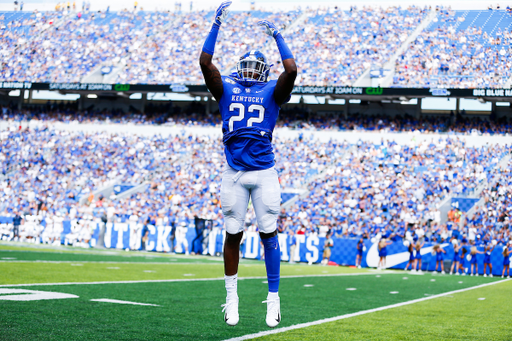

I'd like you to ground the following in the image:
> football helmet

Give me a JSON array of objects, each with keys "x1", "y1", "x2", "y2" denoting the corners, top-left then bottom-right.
[{"x1": 236, "y1": 50, "x2": 271, "y2": 85}]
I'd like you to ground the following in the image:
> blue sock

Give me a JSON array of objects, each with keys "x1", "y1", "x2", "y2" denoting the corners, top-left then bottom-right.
[{"x1": 261, "y1": 235, "x2": 280, "y2": 293}]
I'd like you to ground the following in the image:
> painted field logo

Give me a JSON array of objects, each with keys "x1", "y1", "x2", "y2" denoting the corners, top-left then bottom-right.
[
  {"x1": 365, "y1": 87, "x2": 383, "y2": 95},
  {"x1": 114, "y1": 84, "x2": 130, "y2": 91},
  {"x1": 0, "y1": 288, "x2": 78, "y2": 301}
]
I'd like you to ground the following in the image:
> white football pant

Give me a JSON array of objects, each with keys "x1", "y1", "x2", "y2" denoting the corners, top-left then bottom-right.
[{"x1": 221, "y1": 164, "x2": 281, "y2": 235}]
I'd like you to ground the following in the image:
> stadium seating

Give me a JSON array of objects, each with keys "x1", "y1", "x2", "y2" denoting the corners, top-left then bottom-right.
[
  {"x1": 393, "y1": 8, "x2": 512, "y2": 88},
  {"x1": 114, "y1": 9, "x2": 301, "y2": 84},
  {"x1": 269, "y1": 6, "x2": 428, "y2": 86},
  {"x1": 2, "y1": 105, "x2": 512, "y2": 135},
  {"x1": 1, "y1": 120, "x2": 510, "y2": 247},
  {"x1": 288, "y1": 139, "x2": 510, "y2": 241},
  {"x1": 464, "y1": 159, "x2": 512, "y2": 245},
  {"x1": 1, "y1": 10, "x2": 174, "y2": 82},
  {"x1": 2, "y1": 7, "x2": 512, "y2": 88},
  {"x1": 1, "y1": 5, "x2": 512, "y2": 255}
]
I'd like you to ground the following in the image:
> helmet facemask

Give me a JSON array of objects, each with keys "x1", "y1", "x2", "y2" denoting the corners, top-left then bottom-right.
[{"x1": 236, "y1": 55, "x2": 270, "y2": 84}]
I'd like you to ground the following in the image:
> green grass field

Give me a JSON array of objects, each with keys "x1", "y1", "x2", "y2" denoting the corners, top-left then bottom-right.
[{"x1": 0, "y1": 242, "x2": 510, "y2": 340}]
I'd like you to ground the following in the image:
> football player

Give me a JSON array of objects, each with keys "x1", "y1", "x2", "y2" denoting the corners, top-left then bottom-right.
[{"x1": 199, "y1": 1, "x2": 297, "y2": 328}]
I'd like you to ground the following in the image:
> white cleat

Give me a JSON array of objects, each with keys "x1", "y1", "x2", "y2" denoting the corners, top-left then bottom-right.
[
  {"x1": 490, "y1": 274, "x2": 493, "y2": 278},
  {"x1": 221, "y1": 297, "x2": 239, "y2": 326},
  {"x1": 262, "y1": 297, "x2": 281, "y2": 328},
  {"x1": 484, "y1": 274, "x2": 487, "y2": 277}
]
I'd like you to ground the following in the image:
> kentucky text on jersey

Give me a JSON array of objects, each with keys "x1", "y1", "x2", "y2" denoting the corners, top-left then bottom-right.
[{"x1": 231, "y1": 95, "x2": 265, "y2": 103}]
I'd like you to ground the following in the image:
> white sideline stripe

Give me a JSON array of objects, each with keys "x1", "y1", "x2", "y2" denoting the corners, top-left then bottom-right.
[
  {"x1": 90, "y1": 298, "x2": 160, "y2": 306},
  {"x1": 0, "y1": 271, "x2": 393, "y2": 288},
  {"x1": 223, "y1": 279, "x2": 511, "y2": 341}
]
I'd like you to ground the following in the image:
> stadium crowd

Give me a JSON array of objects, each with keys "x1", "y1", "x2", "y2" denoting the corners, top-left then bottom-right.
[
  {"x1": 2, "y1": 7, "x2": 512, "y2": 88},
  {"x1": 2, "y1": 104, "x2": 512, "y2": 135},
  {"x1": 280, "y1": 139, "x2": 510, "y2": 242},
  {"x1": 0, "y1": 127, "x2": 195, "y2": 217},
  {"x1": 266, "y1": 6, "x2": 428, "y2": 86},
  {"x1": 463, "y1": 159, "x2": 512, "y2": 246},
  {"x1": 1, "y1": 120, "x2": 510, "y2": 253},
  {"x1": 1, "y1": 10, "x2": 175, "y2": 82},
  {"x1": 115, "y1": 9, "x2": 300, "y2": 84},
  {"x1": 393, "y1": 8, "x2": 512, "y2": 88},
  {"x1": 283, "y1": 110, "x2": 512, "y2": 135}
]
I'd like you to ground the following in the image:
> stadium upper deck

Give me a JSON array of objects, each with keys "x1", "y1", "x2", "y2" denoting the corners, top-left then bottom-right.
[
  {"x1": 393, "y1": 8, "x2": 512, "y2": 88},
  {"x1": 1, "y1": 6, "x2": 511, "y2": 88}
]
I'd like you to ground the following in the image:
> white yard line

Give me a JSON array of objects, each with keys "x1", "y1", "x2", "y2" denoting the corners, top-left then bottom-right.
[
  {"x1": 90, "y1": 298, "x2": 160, "y2": 306},
  {"x1": 0, "y1": 271, "x2": 391, "y2": 288},
  {"x1": 223, "y1": 279, "x2": 512, "y2": 341}
]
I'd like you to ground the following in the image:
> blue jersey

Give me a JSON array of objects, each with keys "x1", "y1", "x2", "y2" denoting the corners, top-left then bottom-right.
[
  {"x1": 219, "y1": 76, "x2": 284, "y2": 171},
  {"x1": 484, "y1": 251, "x2": 491, "y2": 263},
  {"x1": 357, "y1": 242, "x2": 363, "y2": 255},
  {"x1": 436, "y1": 252, "x2": 444, "y2": 261}
]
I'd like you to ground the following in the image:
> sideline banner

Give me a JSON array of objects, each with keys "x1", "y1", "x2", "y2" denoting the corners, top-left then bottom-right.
[
  {"x1": 103, "y1": 223, "x2": 197, "y2": 253},
  {"x1": 242, "y1": 233, "x2": 508, "y2": 276},
  {"x1": 4, "y1": 216, "x2": 506, "y2": 276},
  {"x1": 101, "y1": 226, "x2": 509, "y2": 276}
]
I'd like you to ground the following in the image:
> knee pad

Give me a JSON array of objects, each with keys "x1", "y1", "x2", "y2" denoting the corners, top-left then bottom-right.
[
  {"x1": 258, "y1": 192, "x2": 280, "y2": 235},
  {"x1": 224, "y1": 215, "x2": 244, "y2": 235},
  {"x1": 257, "y1": 213, "x2": 278, "y2": 234}
]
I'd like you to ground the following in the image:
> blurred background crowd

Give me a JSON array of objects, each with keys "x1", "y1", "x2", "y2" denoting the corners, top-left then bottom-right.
[{"x1": 2, "y1": 5, "x2": 512, "y2": 87}]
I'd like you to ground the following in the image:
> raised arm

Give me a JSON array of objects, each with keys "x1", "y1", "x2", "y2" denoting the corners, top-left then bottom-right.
[
  {"x1": 199, "y1": 1, "x2": 231, "y2": 102},
  {"x1": 258, "y1": 20, "x2": 297, "y2": 106},
  {"x1": 200, "y1": 52, "x2": 223, "y2": 102}
]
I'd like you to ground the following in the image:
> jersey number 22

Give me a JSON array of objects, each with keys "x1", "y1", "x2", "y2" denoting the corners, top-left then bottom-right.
[{"x1": 228, "y1": 103, "x2": 265, "y2": 132}]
